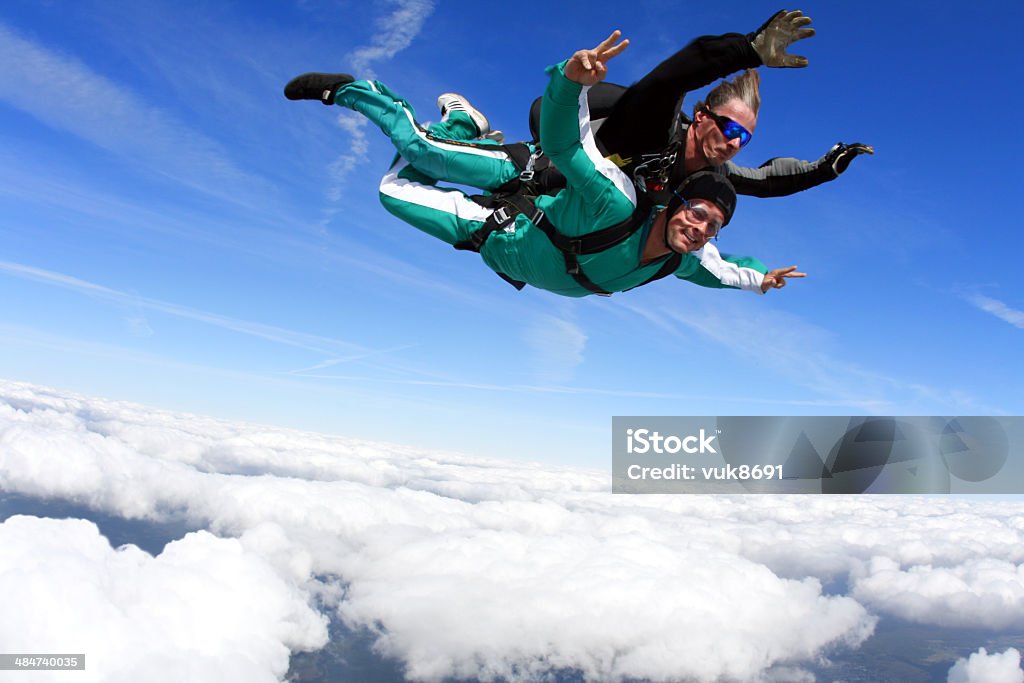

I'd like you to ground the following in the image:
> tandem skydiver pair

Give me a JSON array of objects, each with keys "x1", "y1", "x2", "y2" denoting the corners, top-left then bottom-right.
[{"x1": 284, "y1": 10, "x2": 871, "y2": 298}]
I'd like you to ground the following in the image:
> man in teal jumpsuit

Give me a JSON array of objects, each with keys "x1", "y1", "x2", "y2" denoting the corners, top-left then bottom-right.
[{"x1": 285, "y1": 33, "x2": 804, "y2": 298}]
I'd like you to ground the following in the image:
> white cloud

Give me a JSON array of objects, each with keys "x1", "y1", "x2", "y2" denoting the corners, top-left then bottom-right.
[
  {"x1": 853, "y1": 556, "x2": 1024, "y2": 630},
  {"x1": 326, "y1": 110, "x2": 372, "y2": 201},
  {"x1": 968, "y1": 295, "x2": 1024, "y2": 329},
  {"x1": 948, "y1": 647, "x2": 1023, "y2": 683},
  {"x1": 2, "y1": 380, "x2": 1024, "y2": 681},
  {"x1": 349, "y1": 0, "x2": 437, "y2": 78},
  {"x1": 0, "y1": 516, "x2": 327, "y2": 683}
]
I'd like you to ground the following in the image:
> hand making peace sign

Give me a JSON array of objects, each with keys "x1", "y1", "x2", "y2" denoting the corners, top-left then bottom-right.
[
  {"x1": 760, "y1": 266, "x2": 807, "y2": 293},
  {"x1": 564, "y1": 31, "x2": 630, "y2": 86}
]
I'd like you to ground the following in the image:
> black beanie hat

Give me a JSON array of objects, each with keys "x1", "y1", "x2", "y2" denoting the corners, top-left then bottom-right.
[{"x1": 666, "y1": 171, "x2": 737, "y2": 227}]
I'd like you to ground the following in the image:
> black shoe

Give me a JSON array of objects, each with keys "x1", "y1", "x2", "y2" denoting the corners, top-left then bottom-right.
[{"x1": 284, "y1": 72, "x2": 355, "y2": 105}]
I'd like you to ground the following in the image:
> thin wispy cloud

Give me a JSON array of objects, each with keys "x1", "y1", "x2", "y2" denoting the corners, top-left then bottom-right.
[
  {"x1": 968, "y1": 294, "x2": 1024, "y2": 329},
  {"x1": 613, "y1": 293, "x2": 989, "y2": 414},
  {"x1": 0, "y1": 22, "x2": 271, "y2": 204},
  {"x1": 0, "y1": 150, "x2": 303, "y2": 252},
  {"x1": 0, "y1": 323, "x2": 438, "y2": 412},
  {"x1": 288, "y1": 369, "x2": 864, "y2": 405},
  {"x1": 288, "y1": 347, "x2": 419, "y2": 374},
  {"x1": 325, "y1": 0, "x2": 436, "y2": 194},
  {"x1": 124, "y1": 315, "x2": 155, "y2": 338},
  {"x1": 0, "y1": 153, "x2": 514, "y2": 317},
  {"x1": 0, "y1": 261, "x2": 370, "y2": 358},
  {"x1": 523, "y1": 314, "x2": 588, "y2": 384},
  {"x1": 326, "y1": 110, "x2": 373, "y2": 201},
  {"x1": 349, "y1": 0, "x2": 437, "y2": 78},
  {"x1": 0, "y1": 262, "x2": 507, "y2": 398}
]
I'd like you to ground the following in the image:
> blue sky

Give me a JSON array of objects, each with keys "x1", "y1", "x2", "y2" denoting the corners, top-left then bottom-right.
[{"x1": 1, "y1": 0, "x2": 1022, "y2": 465}]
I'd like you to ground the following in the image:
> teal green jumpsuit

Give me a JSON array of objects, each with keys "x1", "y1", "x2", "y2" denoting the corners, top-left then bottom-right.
[{"x1": 334, "y1": 63, "x2": 769, "y2": 298}]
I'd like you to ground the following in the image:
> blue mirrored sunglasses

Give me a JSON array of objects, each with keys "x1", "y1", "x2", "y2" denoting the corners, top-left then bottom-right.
[{"x1": 700, "y1": 106, "x2": 752, "y2": 147}]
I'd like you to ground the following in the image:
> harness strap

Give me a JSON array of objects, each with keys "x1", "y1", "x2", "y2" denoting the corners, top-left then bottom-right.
[
  {"x1": 496, "y1": 272, "x2": 527, "y2": 290},
  {"x1": 531, "y1": 213, "x2": 615, "y2": 296},
  {"x1": 518, "y1": 149, "x2": 544, "y2": 182},
  {"x1": 453, "y1": 194, "x2": 540, "y2": 253},
  {"x1": 532, "y1": 199, "x2": 658, "y2": 296},
  {"x1": 530, "y1": 194, "x2": 653, "y2": 256},
  {"x1": 492, "y1": 145, "x2": 551, "y2": 196},
  {"x1": 558, "y1": 248, "x2": 612, "y2": 296}
]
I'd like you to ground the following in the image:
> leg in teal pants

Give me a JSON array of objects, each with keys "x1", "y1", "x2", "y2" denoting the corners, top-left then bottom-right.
[
  {"x1": 334, "y1": 80, "x2": 524, "y2": 190},
  {"x1": 333, "y1": 80, "x2": 525, "y2": 246}
]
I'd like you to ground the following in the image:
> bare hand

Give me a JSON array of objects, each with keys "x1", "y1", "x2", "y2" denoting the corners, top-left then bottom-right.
[
  {"x1": 565, "y1": 31, "x2": 630, "y2": 86},
  {"x1": 761, "y1": 265, "x2": 806, "y2": 293}
]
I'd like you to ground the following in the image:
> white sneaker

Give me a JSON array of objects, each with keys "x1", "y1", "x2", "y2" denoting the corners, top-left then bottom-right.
[{"x1": 437, "y1": 93, "x2": 502, "y2": 143}]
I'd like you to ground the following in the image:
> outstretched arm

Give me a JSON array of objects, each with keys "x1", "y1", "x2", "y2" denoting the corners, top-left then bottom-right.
[
  {"x1": 674, "y1": 249, "x2": 805, "y2": 295},
  {"x1": 539, "y1": 32, "x2": 633, "y2": 205},
  {"x1": 723, "y1": 142, "x2": 875, "y2": 198},
  {"x1": 596, "y1": 9, "x2": 816, "y2": 159},
  {"x1": 675, "y1": 246, "x2": 768, "y2": 293}
]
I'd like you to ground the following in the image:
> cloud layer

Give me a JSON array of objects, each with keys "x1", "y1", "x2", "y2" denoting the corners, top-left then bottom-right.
[{"x1": 2, "y1": 379, "x2": 1023, "y2": 681}]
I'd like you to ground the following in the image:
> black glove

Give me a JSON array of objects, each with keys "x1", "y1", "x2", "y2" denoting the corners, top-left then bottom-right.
[
  {"x1": 749, "y1": 9, "x2": 815, "y2": 68},
  {"x1": 826, "y1": 142, "x2": 874, "y2": 175}
]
